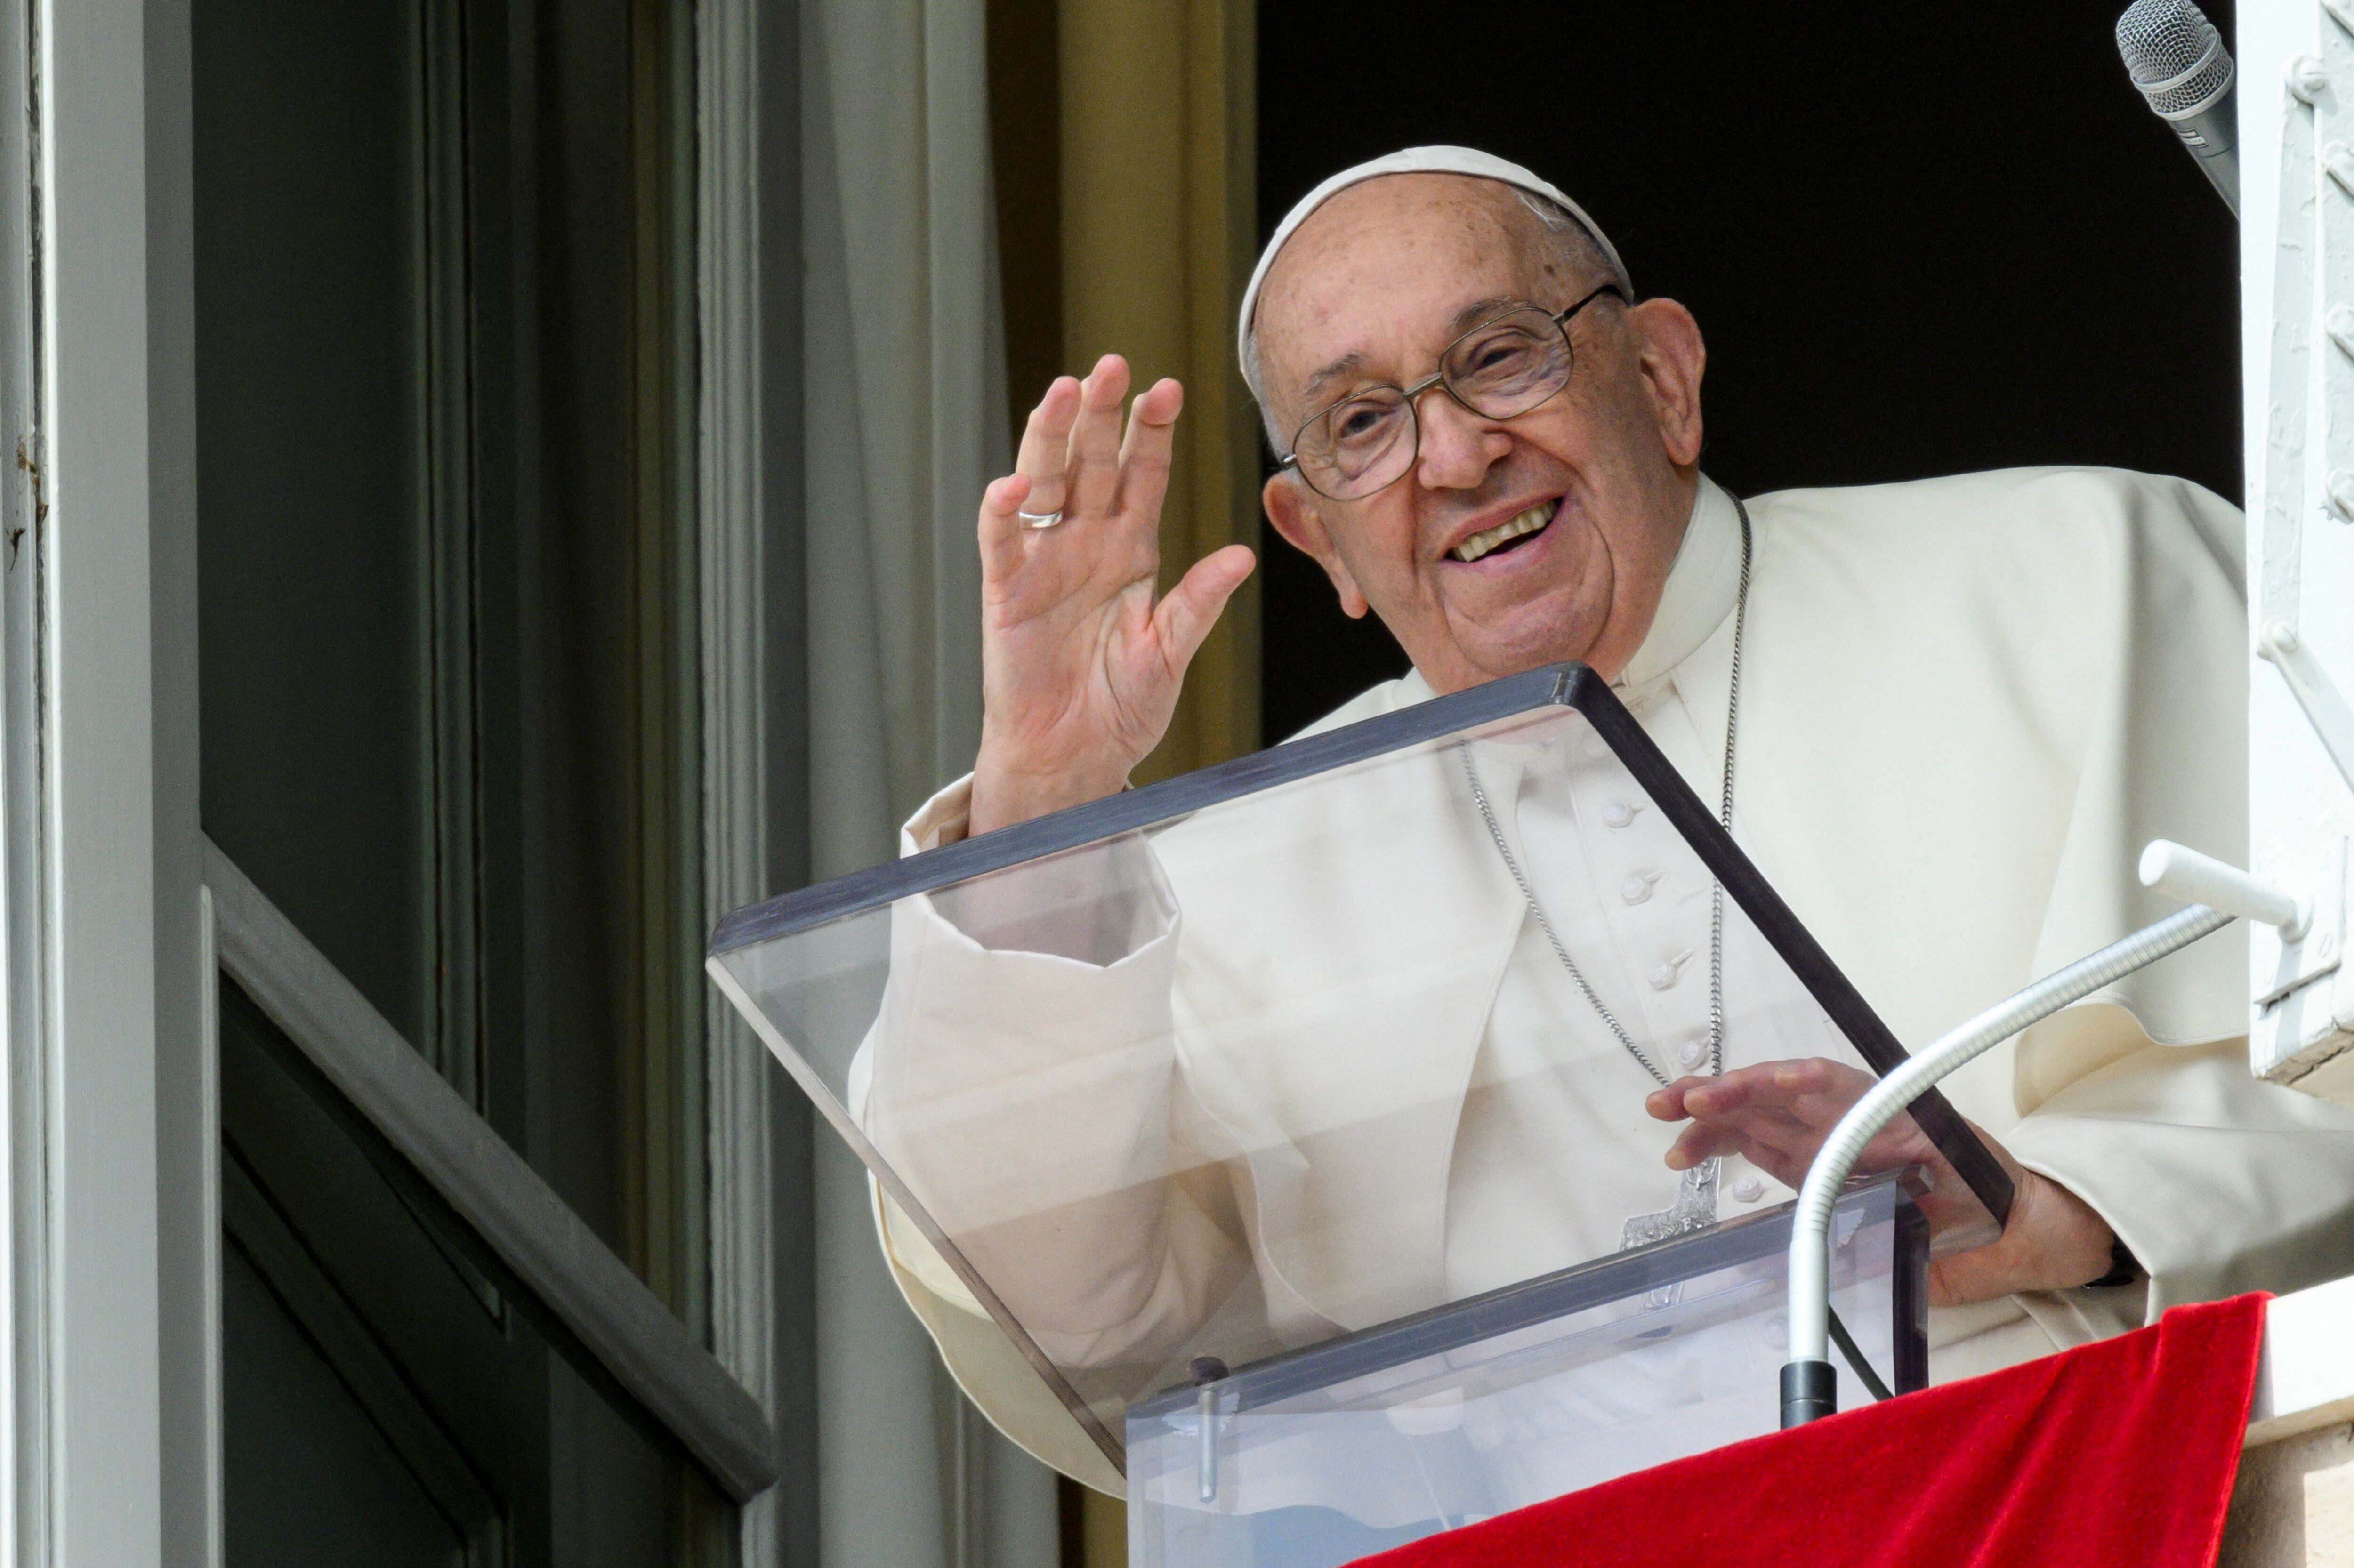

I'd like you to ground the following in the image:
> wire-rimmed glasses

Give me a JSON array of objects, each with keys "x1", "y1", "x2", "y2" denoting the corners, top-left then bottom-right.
[{"x1": 1280, "y1": 283, "x2": 1625, "y2": 501}]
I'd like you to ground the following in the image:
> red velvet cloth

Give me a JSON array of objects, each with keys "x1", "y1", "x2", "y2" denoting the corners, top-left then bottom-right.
[{"x1": 1353, "y1": 1293, "x2": 2267, "y2": 1568}]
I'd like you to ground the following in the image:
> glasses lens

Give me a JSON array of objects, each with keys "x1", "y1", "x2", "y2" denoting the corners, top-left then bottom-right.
[
  {"x1": 1296, "y1": 388, "x2": 1417, "y2": 500},
  {"x1": 1442, "y1": 309, "x2": 1572, "y2": 419}
]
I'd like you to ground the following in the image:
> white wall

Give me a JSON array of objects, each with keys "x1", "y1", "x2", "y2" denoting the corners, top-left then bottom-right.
[{"x1": 2238, "y1": 0, "x2": 2354, "y2": 1091}]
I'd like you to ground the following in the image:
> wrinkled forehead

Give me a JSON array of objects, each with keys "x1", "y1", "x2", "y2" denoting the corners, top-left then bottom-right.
[
  {"x1": 1252, "y1": 177, "x2": 1572, "y2": 403},
  {"x1": 1237, "y1": 148, "x2": 1630, "y2": 367}
]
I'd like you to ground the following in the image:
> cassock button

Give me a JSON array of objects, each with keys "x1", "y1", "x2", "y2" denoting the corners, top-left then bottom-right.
[
  {"x1": 1602, "y1": 800, "x2": 1637, "y2": 828},
  {"x1": 1732, "y1": 1175, "x2": 1765, "y2": 1203},
  {"x1": 1676, "y1": 1038, "x2": 1706, "y2": 1069},
  {"x1": 1648, "y1": 962, "x2": 1678, "y2": 991}
]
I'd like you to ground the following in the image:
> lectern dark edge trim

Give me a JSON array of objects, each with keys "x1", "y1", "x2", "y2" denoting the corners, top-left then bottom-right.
[
  {"x1": 1126, "y1": 1169, "x2": 1929, "y2": 1424},
  {"x1": 710, "y1": 663, "x2": 1597, "y2": 949},
  {"x1": 707, "y1": 662, "x2": 2017, "y2": 1476},
  {"x1": 1574, "y1": 676, "x2": 2018, "y2": 1227}
]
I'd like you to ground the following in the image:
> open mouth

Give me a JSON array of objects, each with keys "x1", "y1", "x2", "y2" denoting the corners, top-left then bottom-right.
[{"x1": 1448, "y1": 499, "x2": 1558, "y2": 563}]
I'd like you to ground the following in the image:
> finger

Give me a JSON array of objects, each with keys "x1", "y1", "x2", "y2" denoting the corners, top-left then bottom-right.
[
  {"x1": 1680, "y1": 1059, "x2": 1854, "y2": 1122},
  {"x1": 1150, "y1": 545, "x2": 1256, "y2": 675},
  {"x1": 1016, "y1": 377, "x2": 1083, "y2": 515},
  {"x1": 1681, "y1": 1105, "x2": 1823, "y2": 1161},
  {"x1": 1664, "y1": 1121, "x2": 1753, "y2": 1170},
  {"x1": 1115, "y1": 378, "x2": 1185, "y2": 521},
  {"x1": 978, "y1": 474, "x2": 1036, "y2": 582},
  {"x1": 1645, "y1": 1076, "x2": 1714, "y2": 1121},
  {"x1": 1670, "y1": 1084, "x2": 1827, "y2": 1148},
  {"x1": 1727, "y1": 1146, "x2": 1815, "y2": 1190},
  {"x1": 1727, "y1": 1113, "x2": 1839, "y2": 1162},
  {"x1": 1676, "y1": 1074, "x2": 1776, "y2": 1121},
  {"x1": 1668, "y1": 1114, "x2": 1827, "y2": 1182},
  {"x1": 1855, "y1": 1114, "x2": 1938, "y2": 1171},
  {"x1": 1067, "y1": 355, "x2": 1132, "y2": 519}
]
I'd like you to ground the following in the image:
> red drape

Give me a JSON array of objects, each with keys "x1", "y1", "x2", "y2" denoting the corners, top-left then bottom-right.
[{"x1": 1352, "y1": 1293, "x2": 2267, "y2": 1568}]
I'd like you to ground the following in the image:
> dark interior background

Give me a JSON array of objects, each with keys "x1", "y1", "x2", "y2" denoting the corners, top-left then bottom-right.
[{"x1": 1256, "y1": 0, "x2": 2244, "y2": 741}]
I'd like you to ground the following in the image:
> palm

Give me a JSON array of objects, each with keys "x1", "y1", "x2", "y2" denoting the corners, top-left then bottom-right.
[
  {"x1": 968, "y1": 357, "x2": 1254, "y2": 834},
  {"x1": 984, "y1": 496, "x2": 1177, "y2": 765}
]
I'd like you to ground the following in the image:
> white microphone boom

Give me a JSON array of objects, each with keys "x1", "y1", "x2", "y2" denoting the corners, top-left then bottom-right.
[
  {"x1": 2139, "y1": 838, "x2": 2311, "y2": 939},
  {"x1": 2116, "y1": 0, "x2": 2241, "y2": 214},
  {"x1": 1781, "y1": 844, "x2": 2310, "y2": 1426},
  {"x1": 1781, "y1": 901, "x2": 2235, "y2": 1427}
]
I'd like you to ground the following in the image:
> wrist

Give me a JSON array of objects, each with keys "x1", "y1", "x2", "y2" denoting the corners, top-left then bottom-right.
[
  {"x1": 2010, "y1": 1168, "x2": 2119, "y2": 1290},
  {"x1": 968, "y1": 754, "x2": 1131, "y2": 836},
  {"x1": 2081, "y1": 1235, "x2": 2144, "y2": 1289},
  {"x1": 1926, "y1": 1167, "x2": 2119, "y2": 1305},
  {"x1": 1997, "y1": 1173, "x2": 2116, "y2": 1285}
]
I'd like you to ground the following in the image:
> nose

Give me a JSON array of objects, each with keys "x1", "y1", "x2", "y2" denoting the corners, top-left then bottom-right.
[{"x1": 1413, "y1": 390, "x2": 1511, "y2": 491}]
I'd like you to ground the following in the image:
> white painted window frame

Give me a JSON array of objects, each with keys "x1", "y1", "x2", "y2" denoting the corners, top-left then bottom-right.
[
  {"x1": 2, "y1": 0, "x2": 210, "y2": 1564},
  {"x1": 202, "y1": 841, "x2": 780, "y2": 1503},
  {"x1": 2243, "y1": 0, "x2": 2354, "y2": 1098},
  {"x1": 0, "y1": 0, "x2": 790, "y2": 1558}
]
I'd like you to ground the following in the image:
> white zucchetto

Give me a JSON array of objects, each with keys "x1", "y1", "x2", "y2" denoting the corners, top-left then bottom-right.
[{"x1": 1236, "y1": 145, "x2": 1633, "y2": 370}]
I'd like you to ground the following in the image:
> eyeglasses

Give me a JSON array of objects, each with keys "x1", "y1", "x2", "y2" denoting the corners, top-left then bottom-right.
[{"x1": 1280, "y1": 283, "x2": 1625, "y2": 501}]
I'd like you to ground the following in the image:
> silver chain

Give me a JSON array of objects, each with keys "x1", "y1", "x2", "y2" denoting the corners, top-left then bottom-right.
[{"x1": 1459, "y1": 496, "x2": 1754, "y2": 1089}]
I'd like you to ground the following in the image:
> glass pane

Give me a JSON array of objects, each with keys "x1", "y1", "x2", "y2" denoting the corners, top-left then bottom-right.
[
  {"x1": 711, "y1": 668, "x2": 1999, "y2": 1460},
  {"x1": 223, "y1": 1244, "x2": 474, "y2": 1568},
  {"x1": 195, "y1": 0, "x2": 440, "y2": 1052},
  {"x1": 218, "y1": 973, "x2": 733, "y2": 1564},
  {"x1": 194, "y1": 0, "x2": 709, "y2": 1293}
]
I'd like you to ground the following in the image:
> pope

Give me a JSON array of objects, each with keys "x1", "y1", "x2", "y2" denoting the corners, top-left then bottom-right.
[{"x1": 860, "y1": 146, "x2": 2354, "y2": 1491}]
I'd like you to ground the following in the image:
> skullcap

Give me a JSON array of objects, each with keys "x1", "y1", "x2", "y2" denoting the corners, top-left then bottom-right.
[{"x1": 1238, "y1": 145, "x2": 1632, "y2": 371}]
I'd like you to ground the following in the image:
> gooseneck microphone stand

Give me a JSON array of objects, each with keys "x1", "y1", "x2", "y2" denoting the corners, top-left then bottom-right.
[{"x1": 1780, "y1": 841, "x2": 2310, "y2": 1429}]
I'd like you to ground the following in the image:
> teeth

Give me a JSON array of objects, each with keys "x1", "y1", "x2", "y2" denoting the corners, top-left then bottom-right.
[{"x1": 1451, "y1": 500, "x2": 1558, "y2": 563}]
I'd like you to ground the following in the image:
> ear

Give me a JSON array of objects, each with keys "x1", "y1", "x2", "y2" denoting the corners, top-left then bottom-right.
[
  {"x1": 1626, "y1": 298, "x2": 1706, "y2": 470},
  {"x1": 1263, "y1": 472, "x2": 1371, "y2": 619}
]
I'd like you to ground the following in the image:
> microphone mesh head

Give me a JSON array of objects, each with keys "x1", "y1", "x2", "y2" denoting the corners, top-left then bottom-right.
[{"x1": 2116, "y1": 0, "x2": 2234, "y2": 116}]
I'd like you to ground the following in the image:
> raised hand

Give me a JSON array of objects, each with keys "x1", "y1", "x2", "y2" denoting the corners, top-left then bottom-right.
[{"x1": 967, "y1": 355, "x2": 1256, "y2": 836}]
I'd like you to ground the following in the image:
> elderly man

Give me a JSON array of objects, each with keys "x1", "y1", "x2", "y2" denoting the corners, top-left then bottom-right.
[{"x1": 861, "y1": 147, "x2": 2354, "y2": 1492}]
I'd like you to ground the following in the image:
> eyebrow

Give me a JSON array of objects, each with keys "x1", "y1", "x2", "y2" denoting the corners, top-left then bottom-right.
[
  {"x1": 1299, "y1": 351, "x2": 1370, "y2": 406},
  {"x1": 1295, "y1": 295, "x2": 1532, "y2": 406},
  {"x1": 1444, "y1": 294, "x2": 1524, "y2": 337}
]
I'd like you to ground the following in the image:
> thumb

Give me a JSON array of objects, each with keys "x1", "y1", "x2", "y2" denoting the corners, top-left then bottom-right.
[{"x1": 1152, "y1": 545, "x2": 1256, "y2": 675}]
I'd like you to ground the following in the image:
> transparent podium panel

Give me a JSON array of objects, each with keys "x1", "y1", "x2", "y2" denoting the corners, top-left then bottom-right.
[
  {"x1": 1124, "y1": 1174, "x2": 1925, "y2": 1568},
  {"x1": 708, "y1": 664, "x2": 2009, "y2": 1478}
]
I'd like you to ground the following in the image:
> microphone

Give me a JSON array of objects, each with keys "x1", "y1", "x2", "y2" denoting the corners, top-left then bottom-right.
[{"x1": 2115, "y1": 0, "x2": 2240, "y2": 215}]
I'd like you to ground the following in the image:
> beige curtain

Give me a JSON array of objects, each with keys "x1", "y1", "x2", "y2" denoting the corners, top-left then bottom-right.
[
  {"x1": 791, "y1": 0, "x2": 1259, "y2": 1559},
  {"x1": 799, "y1": 0, "x2": 1060, "y2": 1561},
  {"x1": 980, "y1": 4, "x2": 1259, "y2": 1556},
  {"x1": 1059, "y1": 0, "x2": 1259, "y2": 783}
]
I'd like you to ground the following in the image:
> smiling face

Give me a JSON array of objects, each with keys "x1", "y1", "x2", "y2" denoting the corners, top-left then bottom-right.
[{"x1": 1255, "y1": 174, "x2": 1708, "y2": 694}]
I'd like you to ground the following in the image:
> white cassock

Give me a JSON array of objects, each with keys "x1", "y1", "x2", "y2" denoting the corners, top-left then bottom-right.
[{"x1": 852, "y1": 466, "x2": 2354, "y2": 1496}]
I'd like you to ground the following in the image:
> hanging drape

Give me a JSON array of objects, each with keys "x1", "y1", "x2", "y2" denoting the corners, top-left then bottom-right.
[
  {"x1": 1056, "y1": 0, "x2": 1259, "y2": 783},
  {"x1": 796, "y1": 0, "x2": 1060, "y2": 1562}
]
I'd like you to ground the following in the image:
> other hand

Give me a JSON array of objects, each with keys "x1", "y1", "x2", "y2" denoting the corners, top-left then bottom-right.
[
  {"x1": 1645, "y1": 1058, "x2": 2120, "y2": 1306},
  {"x1": 967, "y1": 355, "x2": 1256, "y2": 835}
]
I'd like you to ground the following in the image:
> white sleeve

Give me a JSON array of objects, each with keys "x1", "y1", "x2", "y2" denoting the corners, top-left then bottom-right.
[
  {"x1": 2006, "y1": 1030, "x2": 2354, "y2": 1312},
  {"x1": 853, "y1": 775, "x2": 1251, "y2": 1381}
]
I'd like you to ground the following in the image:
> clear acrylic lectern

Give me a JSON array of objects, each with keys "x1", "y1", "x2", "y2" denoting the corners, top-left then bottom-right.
[
  {"x1": 708, "y1": 663, "x2": 2007, "y2": 1567},
  {"x1": 1121, "y1": 1171, "x2": 1922, "y2": 1567}
]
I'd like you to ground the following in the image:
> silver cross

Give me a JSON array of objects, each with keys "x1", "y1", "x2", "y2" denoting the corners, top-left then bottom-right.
[{"x1": 1620, "y1": 1158, "x2": 1721, "y2": 1310}]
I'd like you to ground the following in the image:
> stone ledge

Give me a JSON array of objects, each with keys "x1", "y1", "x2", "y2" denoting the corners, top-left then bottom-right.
[{"x1": 2220, "y1": 1277, "x2": 2354, "y2": 1567}]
